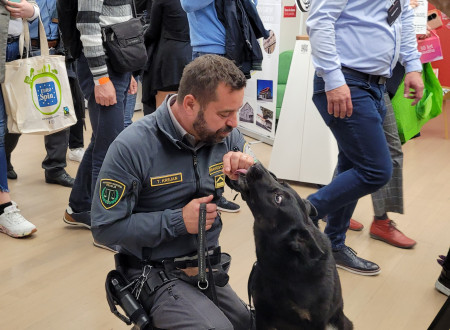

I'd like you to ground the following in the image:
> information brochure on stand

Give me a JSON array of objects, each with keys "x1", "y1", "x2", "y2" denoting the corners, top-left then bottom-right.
[{"x1": 238, "y1": 0, "x2": 281, "y2": 144}]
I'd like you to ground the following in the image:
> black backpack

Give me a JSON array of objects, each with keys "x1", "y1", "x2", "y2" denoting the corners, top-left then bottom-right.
[{"x1": 57, "y1": 0, "x2": 82, "y2": 59}]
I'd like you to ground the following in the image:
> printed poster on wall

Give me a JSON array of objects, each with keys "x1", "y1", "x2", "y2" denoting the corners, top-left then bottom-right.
[
  {"x1": 238, "y1": 0, "x2": 281, "y2": 143},
  {"x1": 413, "y1": 0, "x2": 428, "y2": 34}
]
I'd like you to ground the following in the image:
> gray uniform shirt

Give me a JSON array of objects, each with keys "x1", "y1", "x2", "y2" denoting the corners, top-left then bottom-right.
[{"x1": 91, "y1": 97, "x2": 248, "y2": 260}]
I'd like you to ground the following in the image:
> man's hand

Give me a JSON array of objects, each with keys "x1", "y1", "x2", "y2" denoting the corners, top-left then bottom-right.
[
  {"x1": 128, "y1": 76, "x2": 138, "y2": 95},
  {"x1": 404, "y1": 71, "x2": 424, "y2": 106},
  {"x1": 182, "y1": 195, "x2": 217, "y2": 234},
  {"x1": 326, "y1": 84, "x2": 353, "y2": 118},
  {"x1": 5, "y1": 0, "x2": 35, "y2": 18},
  {"x1": 95, "y1": 80, "x2": 117, "y2": 106},
  {"x1": 223, "y1": 151, "x2": 254, "y2": 180}
]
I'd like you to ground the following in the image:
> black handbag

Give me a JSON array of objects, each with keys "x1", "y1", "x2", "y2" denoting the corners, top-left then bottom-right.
[{"x1": 102, "y1": 1, "x2": 147, "y2": 73}]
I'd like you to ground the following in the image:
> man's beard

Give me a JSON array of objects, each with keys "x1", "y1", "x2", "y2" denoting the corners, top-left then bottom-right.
[{"x1": 193, "y1": 109, "x2": 233, "y2": 144}]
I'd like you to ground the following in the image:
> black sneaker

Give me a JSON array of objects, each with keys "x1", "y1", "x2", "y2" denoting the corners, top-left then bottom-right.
[
  {"x1": 436, "y1": 266, "x2": 450, "y2": 296},
  {"x1": 333, "y1": 246, "x2": 381, "y2": 276},
  {"x1": 63, "y1": 206, "x2": 91, "y2": 229},
  {"x1": 216, "y1": 196, "x2": 240, "y2": 213}
]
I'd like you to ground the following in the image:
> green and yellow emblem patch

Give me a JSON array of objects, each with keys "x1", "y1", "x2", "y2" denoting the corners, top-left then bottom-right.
[{"x1": 100, "y1": 179, "x2": 126, "y2": 209}]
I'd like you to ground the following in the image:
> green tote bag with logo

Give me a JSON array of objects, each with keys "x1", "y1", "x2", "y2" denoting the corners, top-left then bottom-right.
[{"x1": 1, "y1": 18, "x2": 77, "y2": 135}]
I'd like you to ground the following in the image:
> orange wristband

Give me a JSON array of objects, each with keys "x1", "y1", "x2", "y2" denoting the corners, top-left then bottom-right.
[{"x1": 95, "y1": 77, "x2": 111, "y2": 86}]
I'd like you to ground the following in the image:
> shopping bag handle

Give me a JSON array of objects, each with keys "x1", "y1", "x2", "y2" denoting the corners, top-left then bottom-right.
[{"x1": 20, "y1": 16, "x2": 49, "y2": 58}]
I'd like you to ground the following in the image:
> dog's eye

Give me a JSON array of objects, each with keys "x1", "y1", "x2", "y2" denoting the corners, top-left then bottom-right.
[{"x1": 274, "y1": 194, "x2": 283, "y2": 204}]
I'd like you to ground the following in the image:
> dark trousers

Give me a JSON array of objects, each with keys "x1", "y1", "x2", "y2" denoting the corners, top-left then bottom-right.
[
  {"x1": 66, "y1": 57, "x2": 85, "y2": 150},
  {"x1": 5, "y1": 129, "x2": 69, "y2": 176},
  {"x1": 69, "y1": 118, "x2": 84, "y2": 149},
  {"x1": 124, "y1": 266, "x2": 254, "y2": 330},
  {"x1": 307, "y1": 72, "x2": 393, "y2": 249}
]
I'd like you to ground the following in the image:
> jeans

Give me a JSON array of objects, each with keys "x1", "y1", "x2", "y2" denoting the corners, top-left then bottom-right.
[
  {"x1": 0, "y1": 40, "x2": 20, "y2": 192},
  {"x1": 124, "y1": 76, "x2": 139, "y2": 128},
  {"x1": 69, "y1": 54, "x2": 131, "y2": 213},
  {"x1": 307, "y1": 72, "x2": 392, "y2": 249}
]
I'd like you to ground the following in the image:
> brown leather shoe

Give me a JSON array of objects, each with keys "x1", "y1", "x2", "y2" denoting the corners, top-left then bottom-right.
[
  {"x1": 369, "y1": 218, "x2": 416, "y2": 249},
  {"x1": 349, "y1": 218, "x2": 364, "y2": 231}
]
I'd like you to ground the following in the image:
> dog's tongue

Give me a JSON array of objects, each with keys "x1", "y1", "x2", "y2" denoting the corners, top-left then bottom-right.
[{"x1": 235, "y1": 169, "x2": 248, "y2": 175}]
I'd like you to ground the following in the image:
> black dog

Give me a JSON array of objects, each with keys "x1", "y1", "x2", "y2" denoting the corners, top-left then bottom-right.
[{"x1": 236, "y1": 162, "x2": 353, "y2": 330}]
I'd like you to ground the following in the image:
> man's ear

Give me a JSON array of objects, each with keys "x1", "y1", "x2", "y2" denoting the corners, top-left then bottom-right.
[{"x1": 182, "y1": 94, "x2": 198, "y2": 116}]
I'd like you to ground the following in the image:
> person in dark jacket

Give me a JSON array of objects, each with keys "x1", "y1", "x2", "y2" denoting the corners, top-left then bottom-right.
[
  {"x1": 92, "y1": 55, "x2": 255, "y2": 329},
  {"x1": 142, "y1": 0, "x2": 192, "y2": 110}
]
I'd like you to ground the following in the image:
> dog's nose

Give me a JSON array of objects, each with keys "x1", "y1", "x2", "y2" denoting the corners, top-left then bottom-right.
[{"x1": 247, "y1": 165, "x2": 264, "y2": 182}]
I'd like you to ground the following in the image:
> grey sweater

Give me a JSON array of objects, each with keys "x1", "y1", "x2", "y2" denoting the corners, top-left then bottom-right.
[{"x1": 76, "y1": 0, "x2": 133, "y2": 81}]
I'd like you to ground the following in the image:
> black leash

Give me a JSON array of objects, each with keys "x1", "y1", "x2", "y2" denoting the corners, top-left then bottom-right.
[
  {"x1": 198, "y1": 203, "x2": 219, "y2": 306},
  {"x1": 198, "y1": 203, "x2": 208, "y2": 289}
]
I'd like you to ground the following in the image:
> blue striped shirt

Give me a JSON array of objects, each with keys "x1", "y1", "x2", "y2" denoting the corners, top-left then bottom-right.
[{"x1": 306, "y1": 0, "x2": 422, "y2": 92}]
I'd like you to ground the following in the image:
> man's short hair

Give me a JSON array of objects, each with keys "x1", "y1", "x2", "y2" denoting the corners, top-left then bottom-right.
[{"x1": 177, "y1": 55, "x2": 247, "y2": 108}]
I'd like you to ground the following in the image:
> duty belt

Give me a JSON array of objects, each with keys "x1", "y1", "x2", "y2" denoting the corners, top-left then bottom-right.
[
  {"x1": 115, "y1": 247, "x2": 222, "y2": 271},
  {"x1": 341, "y1": 67, "x2": 387, "y2": 85}
]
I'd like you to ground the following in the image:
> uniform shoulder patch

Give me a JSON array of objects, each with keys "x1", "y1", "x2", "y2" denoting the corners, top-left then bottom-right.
[
  {"x1": 214, "y1": 174, "x2": 225, "y2": 189},
  {"x1": 100, "y1": 179, "x2": 126, "y2": 210}
]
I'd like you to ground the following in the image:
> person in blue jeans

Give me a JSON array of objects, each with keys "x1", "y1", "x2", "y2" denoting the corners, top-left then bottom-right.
[
  {"x1": 306, "y1": 0, "x2": 424, "y2": 275},
  {"x1": 0, "y1": 0, "x2": 39, "y2": 238},
  {"x1": 62, "y1": 0, "x2": 134, "y2": 250}
]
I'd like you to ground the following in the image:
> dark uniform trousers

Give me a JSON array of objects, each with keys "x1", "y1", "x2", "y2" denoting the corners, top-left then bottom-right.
[{"x1": 125, "y1": 266, "x2": 255, "y2": 330}]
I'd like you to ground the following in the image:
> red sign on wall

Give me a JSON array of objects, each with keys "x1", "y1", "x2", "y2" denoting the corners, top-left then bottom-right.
[{"x1": 284, "y1": 5, "x2": 296, "y2": 18}]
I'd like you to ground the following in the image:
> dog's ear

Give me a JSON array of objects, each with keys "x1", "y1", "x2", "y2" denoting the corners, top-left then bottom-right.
[{"x1": 303, "y1": 199, "x2": 318, "y2": 218}]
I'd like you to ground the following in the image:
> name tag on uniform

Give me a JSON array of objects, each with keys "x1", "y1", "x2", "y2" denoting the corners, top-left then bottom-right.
[
  {"x1": 387, "y1": 0, "x2": 402, "y2": 26},
  {"x1": 150, "y1": 173, "x2": 183, "y2": 187}
]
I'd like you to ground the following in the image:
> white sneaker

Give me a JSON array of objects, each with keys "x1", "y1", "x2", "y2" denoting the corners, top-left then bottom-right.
[
  {"x1": 68, "y1": 148, "x2": 85, "y2": 162},
  {"x1": 0, "y1": 204, "x2": 37, "y2": 238}
]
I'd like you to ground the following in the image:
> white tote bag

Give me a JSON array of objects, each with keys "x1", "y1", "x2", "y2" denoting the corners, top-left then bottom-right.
[{"x1": 1, "y1": 18, "x2": 77, "y2": 135}]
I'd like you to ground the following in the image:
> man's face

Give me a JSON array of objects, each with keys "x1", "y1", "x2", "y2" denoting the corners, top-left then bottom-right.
[{"x1": 192, "y1": 83, "x2": 244, "y2": 144}]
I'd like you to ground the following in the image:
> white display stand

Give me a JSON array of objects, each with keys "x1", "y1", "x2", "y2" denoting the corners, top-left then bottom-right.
[{"x1": 269, "y1": 36, "x2": 338, "y2": 185}]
